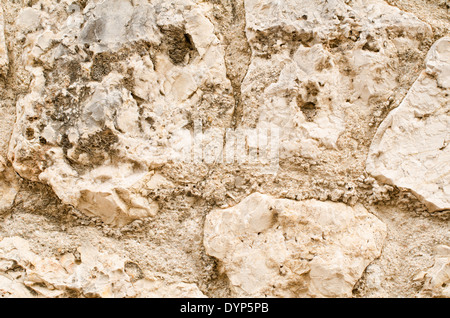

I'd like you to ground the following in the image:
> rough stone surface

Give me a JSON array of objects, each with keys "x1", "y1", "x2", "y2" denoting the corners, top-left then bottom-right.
[
  {"x1": 0, "y1": 0, "x2": 448, "y2": 299},
  {"x1": 7, "y1": 0, "x2": 234, "y2": 226},
  {"x1": 416, "y1": 244, "x2": 450, "y2": 297},
  {"x1": 367, "y1": 37, "x2": 450, "y2": 212},
  {"x1": 204, "y1": 193, "x2": 387, "y2": 297},
  {"x1": 0, "y1": 4, "x2": 7, "y2": 76},
  {"x1": 0, "y1": 236, "x2": 205, "y2": 298},
  {"x1": 241, "y1": 0, "x2": 432, "y2": 160}
]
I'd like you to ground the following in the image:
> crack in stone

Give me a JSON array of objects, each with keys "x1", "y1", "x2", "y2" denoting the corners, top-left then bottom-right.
[{"x1": 212, "y1": 0, "x2": 252, "y2": 130}]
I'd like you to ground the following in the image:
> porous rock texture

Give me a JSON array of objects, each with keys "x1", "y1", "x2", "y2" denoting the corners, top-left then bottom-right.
[
  {"x1": 416, "y1": 244, "x2": 450, "y2": 297},
  {"x1": 0, "y1": 236, "x2": 206, "y2": 297},
  {"x1": 204, "y1": 192, "x2": 387, "y2": 297},
  {"x1": 0, "y1": 0, "x2": 448, "y2": 298},
  {"x1": 367, "y1": 36, "x2": 450, "y2": 212}
]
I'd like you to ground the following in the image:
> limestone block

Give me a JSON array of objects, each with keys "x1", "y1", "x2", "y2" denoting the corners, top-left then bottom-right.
[
  {"x1": 367, "y1": 37, "x2": 450, "y2": 211},
  {"x1": 0, "y1": 237, "x2": 205, "y2": 298},
  {"x1": 8, "y1": 0, "x2": 234, "y2": 225},
  {"x1": 418, "y1": 245, "x2": 450, "y2": 297},
  {"x1": 204, "y1": 193, "x2": 387, "y2": 297},
  {"x1": 241, "y1": 0, "x2": 431, "y2": 159}
]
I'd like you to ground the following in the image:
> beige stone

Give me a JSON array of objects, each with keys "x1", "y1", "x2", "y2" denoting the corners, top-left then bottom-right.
[
  {"x1": 419, "y1": 245, "x2": 450, "y2": 297},
  {"x1": 0, "y1": 236, "x2": 205, "y2": 298},
  {"x1": 8, "y1": 0, "x2": 234, "y2": 225},
  {"x1": 367, "y1": 37, "x2": 450, "y2": 212},
  {"x1": 0, "y1": 156, "x2": 18, "y2": 212},
  {"x1": 241, "y1": 0, "x2": 432, "y2": 161},
  {"x1": 0, "y1": 0, "x2": 448, "y2": 299},
  {"x1": 204, "y1": 193, "x2": 387, "y2": 297},
  {"x1": 0, "y1": 4, "x2": 7, "y2": 77}
]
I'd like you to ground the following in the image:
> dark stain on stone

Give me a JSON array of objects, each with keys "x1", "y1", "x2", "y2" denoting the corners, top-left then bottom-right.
[{"x1": 160, "y1": 26, "x2": 197, "y2": 65}]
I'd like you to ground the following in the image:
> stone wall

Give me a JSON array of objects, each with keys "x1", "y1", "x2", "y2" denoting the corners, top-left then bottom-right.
[{"x1": 0, "y1": 0, "x2": 448, "y2": 298}]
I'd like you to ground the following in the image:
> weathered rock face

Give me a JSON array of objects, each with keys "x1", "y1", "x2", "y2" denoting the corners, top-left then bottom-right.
[
  {"x1": 241, "y1": 0, "x2": 432, "y2": 161},
  {"x1": 0, "y1": 156, "x2": 19, "y2": 212},
  {"x1": 0, "y1": 236, "x2": 205, "y2": 298},
  {"x1": 0, "y1": 5, "x2": 7, "y2": 76},
  {"x1": 0, "y1": 0, "x2": 448, "y2": 299},
  {"x1": 367, "y1": 37, "x2": 450, "y2": 212},
  {"x1": 204, "y1": 193, "x2": 387, "y2": 297},
  {"x1": 415, "y1": 244, "x2": 450, "y2": 298},
  {"x1": 5, "y1": 0, "x2": 443, "y2": 225},
  {"x1": 7, "y1": 0, "x2": 234, "y2": 225}
]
